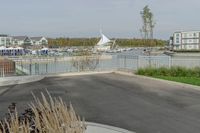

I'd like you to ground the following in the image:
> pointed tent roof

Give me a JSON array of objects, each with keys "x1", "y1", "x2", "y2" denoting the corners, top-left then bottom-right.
[
  {"x1": 41, "y1": 47, "x2": 48, "y2": 51},
  {"x1": 0, "y1": 46, "x2": 6, "y2": 50},
  {"x1": 97, "y1": 33, "x2": 111, "y2": 46}
]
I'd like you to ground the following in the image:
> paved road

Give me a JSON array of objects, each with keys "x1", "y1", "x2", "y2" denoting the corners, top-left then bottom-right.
[{"x1": 1, "y1": 73, "x2": 200, "y2": 133}]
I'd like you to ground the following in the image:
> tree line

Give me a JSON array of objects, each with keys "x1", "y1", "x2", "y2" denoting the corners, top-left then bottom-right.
[
  {"x1": 48, "y1": 5, "x2": 164, "y2": 48},
  {"x1": 48, "y1": 38, "x2": 166, "y2": 48}
]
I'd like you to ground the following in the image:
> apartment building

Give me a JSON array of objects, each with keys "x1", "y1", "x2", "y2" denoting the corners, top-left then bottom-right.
[
  {"x1": 170, "y1": 31, "x2": 200, "y2": 50},
  {"x1": 0, "y1": 35, "x2": 48, "y2": 46},
  {"x1": 12, "y1": 36, "x2": 32, "y2": 46},
  {"x1": 0, "y1": 35, "x2": 12, "y2": 46}
]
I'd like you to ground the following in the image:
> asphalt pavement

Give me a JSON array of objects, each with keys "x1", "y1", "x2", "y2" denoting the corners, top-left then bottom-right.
[{"x1": 0, "y1": 73, "x2": 200, "y2": 133}]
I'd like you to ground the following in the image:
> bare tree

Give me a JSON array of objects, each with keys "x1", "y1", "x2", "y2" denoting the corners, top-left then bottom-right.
[{"x1": 71, "y1": 48, "x2": 101, "y2": 72}]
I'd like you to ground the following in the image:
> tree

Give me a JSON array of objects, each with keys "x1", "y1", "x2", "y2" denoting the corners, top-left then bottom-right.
[
  {"x1": 71, "y1": 48, "x2": 101, "y2": 72},
  {"x1": 140, "y1": 5, "x2": 155, "y2": 40},
  {"x1": 149, "y1": 12, "x2": 156, "y2": 40},
  {"x1": 140, "y1": 5, "x2": 150, "y2": 40}
]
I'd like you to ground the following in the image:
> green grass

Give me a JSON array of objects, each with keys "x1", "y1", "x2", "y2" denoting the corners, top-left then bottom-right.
[
  {"x1": 136, "y1": 67, "x2": 200, "y2": 86},
  {"x1": 136, "y1": 66, "x2": 200, "y2": 77},
  {"x1": 152, "y1": 76, "x2": 200, "y2": 86}
]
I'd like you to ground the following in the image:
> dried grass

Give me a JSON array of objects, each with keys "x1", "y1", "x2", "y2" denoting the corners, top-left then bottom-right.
[{"x1": 0, "y1": 91, "x2": 86, "y2": 133}]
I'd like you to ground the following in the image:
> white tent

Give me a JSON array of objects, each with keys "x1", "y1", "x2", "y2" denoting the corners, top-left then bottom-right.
[
  {"x1": 0, "y1": 46, "x2": 6, "y2": 50},
  {"x1": 7, "y1": 47, "x2": 14, "y2": 50},
  {"x1": 41, "y1": 47, "x2": 48, "y2": 51},
  {"x1": 95, "y1": 32, "x2": 116, "y2": 52},
  {"x1": 97, "y1": 33, "x2": 111, "y2": 46},
  {"x1": 14, "y1": 47, "x2": 24, "y2": 50}
]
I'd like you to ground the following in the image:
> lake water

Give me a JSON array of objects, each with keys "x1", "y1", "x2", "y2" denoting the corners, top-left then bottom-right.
[{"x1": 14, "y1": 49, "x2": 200, "y2": 76}]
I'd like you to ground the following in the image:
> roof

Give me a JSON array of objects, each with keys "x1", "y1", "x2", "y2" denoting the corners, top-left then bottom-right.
[
  {"x1": 0, "y1": 46, "x2": 6, "y2": 50},
  {"x1": 12, "y1": 36, "x2": 28, "y2": 41},
  {"x1": 0, "y1": 46, "x2": 24, "y2": 50},
  {"x1": 41, "y1": 47, "x2": 48, "y2": 51},
  {"x1": 31, "y1": 37, "x2": 44, "y2": 41},
  {"x1": 0, "y1": 34, "x2": 8, "y2": 37},
  {"x1": 174, "y1": 30, "x2": 200, "y2": 33}
]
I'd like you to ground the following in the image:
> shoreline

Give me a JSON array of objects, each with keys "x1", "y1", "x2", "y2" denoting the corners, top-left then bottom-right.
[{"x1": 9, "y1": 55, "x2": 112, "y2": 64}]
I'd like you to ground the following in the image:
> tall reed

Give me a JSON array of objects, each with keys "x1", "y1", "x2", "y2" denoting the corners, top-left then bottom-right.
[{"x1": 0, "y1": 91, "x2": 86, "y2": 133}]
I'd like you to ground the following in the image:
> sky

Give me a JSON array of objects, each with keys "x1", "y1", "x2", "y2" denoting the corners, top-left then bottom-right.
[{"x1": 0, "y1": 0, "x2": 199, "y2": 39}]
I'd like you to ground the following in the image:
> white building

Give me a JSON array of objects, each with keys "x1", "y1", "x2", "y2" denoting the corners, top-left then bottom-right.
[
  {"x1": 12, "y1": 36, "x2": 32, "y2": 46},
  {"x1": 170, "y1": 31, "x2": 200, "y2": 50},
  {"x1": 30, "y1": 37, "x2": 48, "y2": 45},
  {"x1": 0, "y1": 35, "x2": 12, "y2": 46}
]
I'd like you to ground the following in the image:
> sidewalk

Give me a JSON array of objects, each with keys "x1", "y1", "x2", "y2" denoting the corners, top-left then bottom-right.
[{"x1": 86, "y1": 122, "x2": 135, "y2": 133}]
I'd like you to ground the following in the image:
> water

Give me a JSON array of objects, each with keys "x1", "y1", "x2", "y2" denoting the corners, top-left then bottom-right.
[{"x1": 14, "y1": 49, "x2": 200, "y2": 76}]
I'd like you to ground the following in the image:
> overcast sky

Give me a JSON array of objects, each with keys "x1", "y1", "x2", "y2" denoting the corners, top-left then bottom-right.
[{"x1": 0, "y1": 0, "x2": 199, "y2": 39}]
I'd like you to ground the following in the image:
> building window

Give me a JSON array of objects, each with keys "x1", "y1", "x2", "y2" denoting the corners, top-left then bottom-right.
[
  {"x1": 182, "y1": 40, "x2": 186, "y2": 44},
  {"x1": 194, "y1": 33, "x2": 196, "y2": 37},
  {"x1": 183, "y1": 33, "x2": 187, "y2": 38}
]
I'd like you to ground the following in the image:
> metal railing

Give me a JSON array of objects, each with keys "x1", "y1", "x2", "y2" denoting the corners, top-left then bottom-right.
[{"x1": 1, "y1": 55, "x2": 200, "y2": 77}]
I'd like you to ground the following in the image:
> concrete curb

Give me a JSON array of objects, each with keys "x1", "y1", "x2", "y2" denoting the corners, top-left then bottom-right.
[
  {"x1": 114, "y1": 71, "x2": 200, "y2": 91},
  {"x1": 0, "y1": 75, "x2": 45, "y2": 87},
  {"x1": 0, "y1": 71, "x2": 114, "y2": 87},
  {"x1": 46, "y1": 71, "x2": 114, "y2": 78},
  {"x1": 86, "y1": 122, "x2": 135, "y2": 133}
]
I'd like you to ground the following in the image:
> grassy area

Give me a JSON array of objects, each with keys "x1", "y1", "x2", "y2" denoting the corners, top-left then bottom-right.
[
  {"x1": 136, "y1": 67, "x2": 200, "y2": 86},
  {"x1": 152, "y1": 76, "x2": 200, "y2": 86}
]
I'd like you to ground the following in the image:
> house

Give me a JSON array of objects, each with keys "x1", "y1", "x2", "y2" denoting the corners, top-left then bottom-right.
[
  {"x1": 30, "y1": 37, "x2": 48, "y2": 45},
  {"x1": 0, "y1": 35, "x2": 12, "y2": 46},
  {"x1": 170, "y1": 31, "x2": 200, "y2": 50},
  {"x1": 12, "y1": 36, "x2": 32, "y2": 46}
]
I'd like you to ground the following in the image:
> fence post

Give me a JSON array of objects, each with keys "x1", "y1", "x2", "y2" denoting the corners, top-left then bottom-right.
[
  {"x1": 137, "y1": 56, "x2": 140, "y2": 70},
  {"x1": 0, "y1": 68, "x2": 1, "y2": 77},
  {"x1": 168, "y1": 56, "x2": 172, "y2": 68},
  {"x1": 2, "y1": 67, "x2": 4, "y2": 77},
  {"x1": 124, "y1": 55, "x2": 127, "y2": 69},
  {"x1": 46, "y1": 63, "x2": 48, "y2": 74},
  {"x1": 29, "y1": 59, "x2": 32, "y2": 75},
  {"x1": 78, "y1": 61, "x2": 80, "y2": 72}
]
